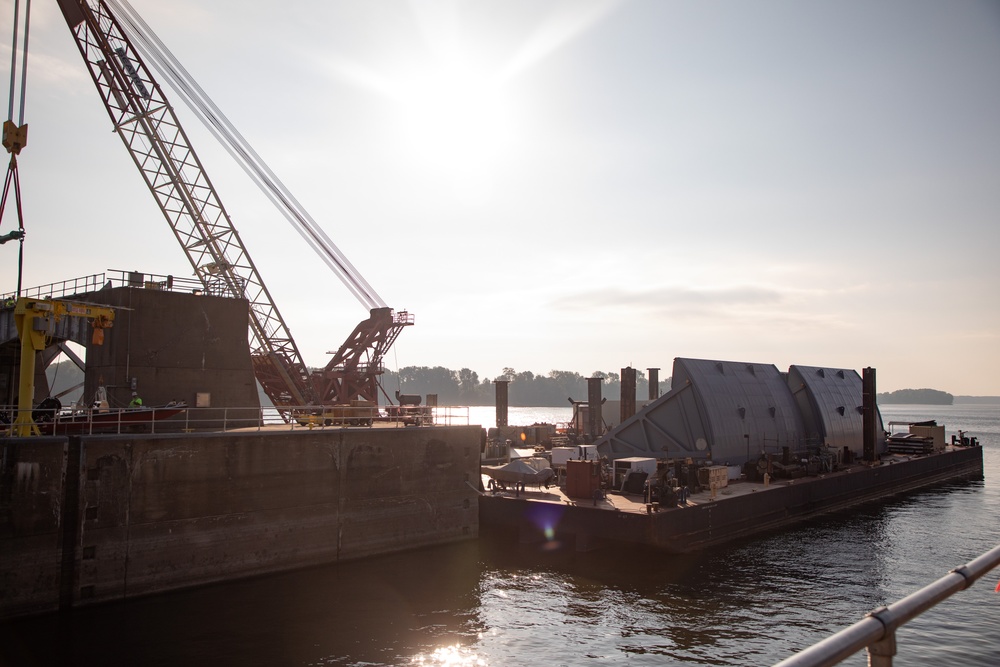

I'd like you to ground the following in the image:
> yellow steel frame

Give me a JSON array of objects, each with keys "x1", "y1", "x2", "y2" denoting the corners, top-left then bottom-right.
[{"x1": 10, "y1": 297, "x2": 114, "y2": 436}]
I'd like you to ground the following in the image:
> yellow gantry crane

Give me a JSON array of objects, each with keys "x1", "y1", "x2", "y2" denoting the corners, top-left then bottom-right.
[{"x1": 9, "y1": 297, "x2": 114, "y2": 436}]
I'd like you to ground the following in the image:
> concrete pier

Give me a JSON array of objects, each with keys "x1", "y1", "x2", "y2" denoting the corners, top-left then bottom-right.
[{"x1": 1, "y1": 425, "x2": 481, "y2": 619}]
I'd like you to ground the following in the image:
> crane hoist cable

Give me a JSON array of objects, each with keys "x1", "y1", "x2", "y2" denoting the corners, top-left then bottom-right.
[
  {"x1": 2, "y1": 0, "x2": 31, "y2": 297},
  {"x1": 6, "y1": 0, "x2": 30, "y2": 125},
  {"x1": 106, "y1": 0, "x2": 387, "y2": 313}
]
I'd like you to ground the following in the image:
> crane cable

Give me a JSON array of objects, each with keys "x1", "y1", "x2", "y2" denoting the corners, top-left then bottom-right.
[
  {"x1": 6, "y1": 0, "x2": 29, "y2": 125},
  {"x1": 1, "y1": 0, "x2": 30, "y2": 298},
  {"x1": 106, "y1": 0, "x2": 387, "y2": 313}
]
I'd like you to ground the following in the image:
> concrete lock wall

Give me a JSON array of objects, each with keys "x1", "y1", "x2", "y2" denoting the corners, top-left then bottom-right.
[
  {"x1": 0, "y1": 426, "x2": 481, "y2": 619},
  {"x1": 0, "y1": 437, "x2": 71, "y2": 617}
]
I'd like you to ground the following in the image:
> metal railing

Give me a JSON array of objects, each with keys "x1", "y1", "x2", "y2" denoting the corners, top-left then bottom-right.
[
  {"x1": 1, "y1": 273, "x2": 109, "y2": 302},
  {"x1": 774, "y1": 544, "x2": 1000, "y2": 666},
  {"x1": 1, "y1": 404, "x2": 472, "y2": 436},
  {"x1": 1, "y1": 269, "x2": 207, "y2": 302}
]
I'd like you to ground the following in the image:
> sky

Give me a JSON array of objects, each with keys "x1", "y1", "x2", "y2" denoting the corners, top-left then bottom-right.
[{"x1": 2, "y1": 0, "x2": 999, "y2": 395}]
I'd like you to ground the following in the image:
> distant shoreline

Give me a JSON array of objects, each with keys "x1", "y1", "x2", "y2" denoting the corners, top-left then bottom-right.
[
  {"x1": 954, "y1": 396, "x2": 1000, "y2": 405},
  {"x1": 878, "y1": 388, "x2": 1000, "y2": 406},
  {"x1": 878, "y1": 396, "x2": 1000, "y2": 405}
]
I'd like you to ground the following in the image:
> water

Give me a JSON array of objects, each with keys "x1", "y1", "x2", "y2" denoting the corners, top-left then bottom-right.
[
  {"x1": 466, "y1": 405, "x2": 574, "y2": 429},
  {"x1": 1, "y1": 404, "x2": 997, "y2": 666}
]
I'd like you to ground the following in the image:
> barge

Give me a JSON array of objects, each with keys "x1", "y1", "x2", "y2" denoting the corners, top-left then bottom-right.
[
  {"x1": 479, "y1": 444, "x2": 984, "y2": 552},
  {"x1": 479, "y1": 357, "x2": 986, "y2": 552}
]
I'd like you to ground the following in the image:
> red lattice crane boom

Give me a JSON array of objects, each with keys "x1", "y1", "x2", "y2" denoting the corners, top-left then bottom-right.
[{"x1": 55, "y1": 0, "x2": 412, "y2": 410}]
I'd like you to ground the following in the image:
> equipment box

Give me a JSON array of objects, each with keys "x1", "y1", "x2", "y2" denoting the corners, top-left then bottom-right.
[
  {"x1": 698, "y1": 465, "x2": 729, "y2": 489},
  {"x1": 909, "y1": 424, "x2": 946, "y2": 452},
  {"x1": 551, "y1": 447, "x2": 575, "y2": 467},
  {"x1": 612, "y1": 457, "x2": 657, "y2": 488},
  {"x1": 552, "y1": 444, "x2": 598, "y2": 467},
  {"x1": 565, "y1": 459, "x2": 602, "y2": 499}
]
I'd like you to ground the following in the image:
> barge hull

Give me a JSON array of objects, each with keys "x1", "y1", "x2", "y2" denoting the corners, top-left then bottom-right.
[{"x1": 479, "y1": 447, "x2": 984, "y2": 553}]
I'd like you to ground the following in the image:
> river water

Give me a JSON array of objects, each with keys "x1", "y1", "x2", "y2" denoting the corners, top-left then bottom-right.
[{"x1": 2, "y1": 404, "x2": 997, "y2": 666}]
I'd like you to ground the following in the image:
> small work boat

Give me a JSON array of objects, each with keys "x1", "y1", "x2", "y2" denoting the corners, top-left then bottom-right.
[{"x1": 33, "y1": 402, "x2": 188, "y2": 436}]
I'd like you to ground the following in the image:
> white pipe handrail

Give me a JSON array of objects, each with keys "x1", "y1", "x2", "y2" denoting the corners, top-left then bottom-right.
[
  {"x1": 774, "y1": 544, "x2": 1000, "y2": 667},
  {"x1": 0, "y1": 404, "x2": 472, "y2": 435}
]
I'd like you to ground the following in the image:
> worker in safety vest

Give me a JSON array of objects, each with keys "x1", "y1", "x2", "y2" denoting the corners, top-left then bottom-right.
[{"x1": 129, "y1": 392, "x2": 143, "y2": 408}]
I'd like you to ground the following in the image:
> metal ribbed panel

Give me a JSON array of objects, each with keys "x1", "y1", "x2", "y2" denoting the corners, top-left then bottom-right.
[
  {"x1": 596, "y1": 358, "x2": 873, "y2": 464},
  {"x1": 788, "y1": 365, "x2": 885, "y2": 452}
]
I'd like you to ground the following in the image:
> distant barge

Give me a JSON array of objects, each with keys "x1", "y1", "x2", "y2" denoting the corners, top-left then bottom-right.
[{"x1": 479, "y1": 445, "x2": 984, "y2": 552}]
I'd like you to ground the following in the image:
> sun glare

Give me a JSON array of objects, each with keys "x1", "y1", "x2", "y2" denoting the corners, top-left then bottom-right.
[
  {"x1": 396, "y1": 62, "x2": 512, "y2": 194},
  {"x1": 320, "y1": 1, "x2": 626, "y2": 203},
  {"x1": 409, "y1": 643, "x2": 487, "y2": 665}
]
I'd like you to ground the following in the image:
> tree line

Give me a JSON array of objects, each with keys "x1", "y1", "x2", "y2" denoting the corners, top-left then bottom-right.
[
  {"x1": 877, "y1": 388, "x2": 954, "y2": 405},
  {"x1": 382, "y1": 366, "x2": 673, "y2": 407}
]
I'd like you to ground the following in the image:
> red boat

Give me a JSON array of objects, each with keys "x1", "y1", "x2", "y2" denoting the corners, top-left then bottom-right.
[{"x1": 34, "y1": 403, "x2": 188, "y2": 436}]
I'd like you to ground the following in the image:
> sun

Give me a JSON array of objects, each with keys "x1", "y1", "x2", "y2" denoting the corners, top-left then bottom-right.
[
  {"x1": 394, "y1": 61, "x2": 513, "y2": 198},
  {"x1": 318, "y1": 1, "x2": 625, "y2": 202}
]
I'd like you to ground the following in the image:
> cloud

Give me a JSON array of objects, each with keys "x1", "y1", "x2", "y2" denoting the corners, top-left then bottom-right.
[
  {"x1": 547, "y1": 283, "x2": 867, "y2": 336},
  {"x1": 553, "y1": 284, "x2": 784, "y2": 310}
]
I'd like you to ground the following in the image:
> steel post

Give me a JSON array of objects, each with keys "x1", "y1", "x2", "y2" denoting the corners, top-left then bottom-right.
[
  {"x1": 494, "y1": 380, "x2": 509, "y2": 429},
  {"x1": 620, "y1": 366, "x2": 636, "y2": 424},
  {"x1": 587, "y1": 377, "x2": 603, "y2": 440}
]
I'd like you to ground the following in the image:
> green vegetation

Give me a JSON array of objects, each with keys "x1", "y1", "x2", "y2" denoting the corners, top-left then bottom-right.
[
  {"x1": 382, "y1": 367, "x2": 671, "y2": 407},
  {"x1": 878, "y1": 388, "x2": 954, "y2": 405}
]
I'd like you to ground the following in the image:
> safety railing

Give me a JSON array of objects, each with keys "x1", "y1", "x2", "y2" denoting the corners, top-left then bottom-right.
[
  {"x1": 1, "y1": 404, "x2": 472, "y2": 436},
  {"x1": 431, "y1": 405, "x2": 471, "y2": 426},
  {"x1": 1, "y1": 273, "x2": 109, "y2": 302},
  {"x1": 774, "y1": 544, "x2": 1000, "y2": 667},
  {"x1": 0, "y1": 269, "x2": 207, "y2": 303}
]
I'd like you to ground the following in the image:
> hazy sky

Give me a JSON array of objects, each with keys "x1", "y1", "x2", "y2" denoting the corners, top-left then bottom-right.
[{"x1": 3, "y1": 0, "x2": 999, "y2": 394}]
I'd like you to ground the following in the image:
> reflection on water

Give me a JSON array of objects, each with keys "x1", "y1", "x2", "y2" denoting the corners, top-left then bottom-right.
[
  {"x1": 409, "y1": 644, "x2": 487, "y2": 665},
  {"x1": 1, "y1": 405, "x2": 996, "y2": 666}
]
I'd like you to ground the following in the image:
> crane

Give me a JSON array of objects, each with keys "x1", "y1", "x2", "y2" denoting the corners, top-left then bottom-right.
[
  {"x1": 54, "y1": 0, "x2": 413, "y2": 413},
  {"x1": 8, "y1": 297, "x2": 114, "y2": 436}
]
